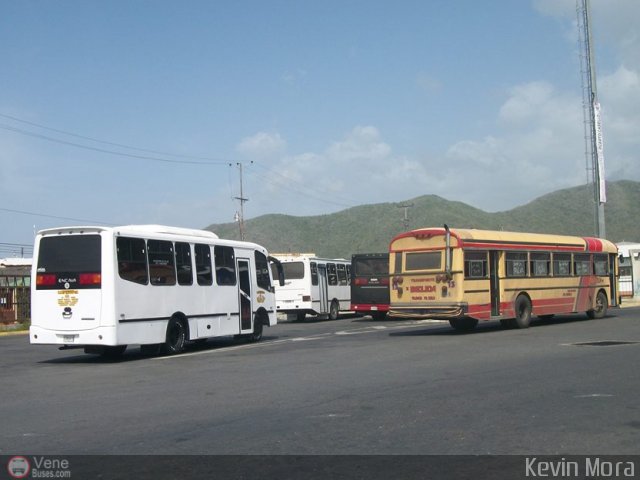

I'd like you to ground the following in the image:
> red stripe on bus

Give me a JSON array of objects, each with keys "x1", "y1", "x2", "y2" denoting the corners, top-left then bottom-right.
[{"x1": 461, "y1": 242, "x2": 585, "y2": 252}]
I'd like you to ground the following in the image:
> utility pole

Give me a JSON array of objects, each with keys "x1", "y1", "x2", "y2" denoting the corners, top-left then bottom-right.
[
  {"x1": 577, "y1": 0, "x2": 606, "y2": 238},
  {"x1": 234, "y1": 162, "x2": 250, "y2": 241},
  {"x1": 396, "y1": 203, "x2": 414, "y2": 231}
]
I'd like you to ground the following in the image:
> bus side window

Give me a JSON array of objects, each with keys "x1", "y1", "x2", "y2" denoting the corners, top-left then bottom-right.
[
  {"x1": 327, "y1": 263, "x2": 338, "y2": 285},
  {"x1": 553, "y1": 253, "x2": 571, "y2": 276},
  {"x1": 148, "y1": 240, "x2": 176, "y2": 286},
  {"x1": 310, "y1": 262, "x2": 318, "y2": 286},
  {"x1": 505, "y1": 252, "x2": 528, "y2": 277},
  {"x1": 574, "y1": 254, "x2": 591, "y2": 276},
  {"x1": 337, "y1": 264, "x2": 347, "y2": 285},
  {"x1": 530, "y1": 252, "x2": 551, "y2": 277},
  {"x1": 215, "y1": 245, "x2": 236, "y2": 286},
  {"x1": 117, "y1": 237, "x2": 148, "y2": 285},
  {"x1": 195, "y1": 244, "x2": 213, "y2": 286},
  {"x1": 594, "y1": 254, "x2": 608, "y2": 275},
  {"x1": 464, "y1": 251, "x2": 488, "y2": 278},
  {"x1": 175, "y1": 242, "x2": 193, "y2": 286}
]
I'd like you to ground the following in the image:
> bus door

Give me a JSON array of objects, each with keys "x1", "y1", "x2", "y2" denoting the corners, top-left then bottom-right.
[
  {"x1": 237, "y1": 258, "x2": 253, "y2": 333},
  {"x1": 317, "y1": 264, "x2": 329, "y2": 315},
  {"x1": 609, "y1": 253, "x2": 619, "y2": 306},
  {"x1": 489, "y1": 251, "x2": 501, "y2": 316}
]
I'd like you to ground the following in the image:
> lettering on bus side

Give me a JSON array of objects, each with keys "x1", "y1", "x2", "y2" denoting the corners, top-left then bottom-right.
[{"x1": 410, "y1": 285, "x2": 436, "y2": 293}]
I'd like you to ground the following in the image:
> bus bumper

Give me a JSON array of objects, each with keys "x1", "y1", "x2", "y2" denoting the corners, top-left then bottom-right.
[
  {"x1": 30, "y1": 325, "x2": 118, "y2": 346},
  {"x1": 389, "y1": 303, "x2": 467, "y2": 319}
]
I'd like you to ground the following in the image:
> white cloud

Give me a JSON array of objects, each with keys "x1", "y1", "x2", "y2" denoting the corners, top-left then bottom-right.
[{"x1": 236, "y1": 132, "x2": 287, "y2": 159}]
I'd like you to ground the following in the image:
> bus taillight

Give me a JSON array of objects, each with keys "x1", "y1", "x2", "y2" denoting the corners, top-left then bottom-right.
[
  {"x1": 354, "y1": 277, "x2": 368, "y2": 286},
  {"x1": 36, "y1": 274, "x2": 57, "y2": 287},
  {"x1": 79, "y1": 273, "x2": 102, "y2": 286}
]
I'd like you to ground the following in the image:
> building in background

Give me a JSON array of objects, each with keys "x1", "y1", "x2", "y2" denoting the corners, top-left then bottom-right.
[{"x1": 0, "y1": 258, "x2": 32, "y2": 324}]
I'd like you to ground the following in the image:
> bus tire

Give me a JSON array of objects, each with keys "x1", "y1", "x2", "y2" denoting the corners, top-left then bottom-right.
[
  {"x1": 328, "y1": 300, "x2": 339, "y2": 321},
  {"x1": 161, "y1": 317, "x2": 187, "y2": 355},
  {"x1": 449, "y1": 318, "x2": 478, "y2": 331},
  {"x1": 587, "y1": 290, "x2": 608, "y2": 319},
  {"x1": 249, "y1": 314, "x2": 265, "y2": 342},
  {"x1": 513, "y1": 295, "x2": 532, "y2": 328},
  {"x1": 372, "y1": 312, "x2": 387, "y2": 321}
]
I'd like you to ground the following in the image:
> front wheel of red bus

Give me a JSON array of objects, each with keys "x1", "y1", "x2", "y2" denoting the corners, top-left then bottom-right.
[{"x1": 587, "y1": 290, "x2": 608, "y2": 319}]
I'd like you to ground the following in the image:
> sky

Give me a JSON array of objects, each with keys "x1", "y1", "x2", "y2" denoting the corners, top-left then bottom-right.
[{"x1": 1, "y1": 0, "x2": 639, "y2": 255}]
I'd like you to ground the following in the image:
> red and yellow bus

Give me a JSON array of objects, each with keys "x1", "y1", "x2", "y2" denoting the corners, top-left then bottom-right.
[{"x1": 388, "y1": 226, "x2": 619, "y2": 331}]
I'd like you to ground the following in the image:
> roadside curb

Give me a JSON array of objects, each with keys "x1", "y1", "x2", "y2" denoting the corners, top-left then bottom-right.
[{"x1": 0, "y1": 330, "x2": 29, "y2": 337}]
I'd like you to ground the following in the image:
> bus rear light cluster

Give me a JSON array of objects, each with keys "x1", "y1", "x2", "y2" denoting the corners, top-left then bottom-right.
[
  {"x1": 36, "y1": 274, "x2": 57, "y2": 287},
  {"x1": 79, "y1": 273, "x2": 101, "y2": 286}
]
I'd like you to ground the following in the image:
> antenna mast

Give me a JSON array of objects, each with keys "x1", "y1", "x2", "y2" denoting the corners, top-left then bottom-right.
[{"x1": 577, "y1": 0, "x2": 606, "y2": 238}]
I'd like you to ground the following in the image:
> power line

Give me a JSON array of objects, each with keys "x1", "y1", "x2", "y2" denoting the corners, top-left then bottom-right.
[
  {"x1": 0, "y1": 207, "x2": 116, "y2": 226},
  {"x1": 0, "y1": 123, "x2": 231, "y2": 166},
  {"x1": 0, "y1": 112, "x2": 230, "y2": 163}
]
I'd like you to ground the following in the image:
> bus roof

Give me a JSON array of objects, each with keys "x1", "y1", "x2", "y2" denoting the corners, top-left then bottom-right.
[
  {"x1": 272, "y1": 253, "x2": 349, "y2": 262},
  {"x1": 391, "y1": 227, "x2": 617, "y2": 254},
  {"x1": 37, "y1": 225, "x2": 219, "y2": 239}
]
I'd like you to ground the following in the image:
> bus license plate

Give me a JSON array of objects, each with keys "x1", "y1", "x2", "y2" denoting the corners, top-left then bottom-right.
[
  {"x1": 63, "y1": 335, "x2": 75, "y2": 343},
  {"x1": 370, "y1": 306, "x2": 378, "y2": 310}
]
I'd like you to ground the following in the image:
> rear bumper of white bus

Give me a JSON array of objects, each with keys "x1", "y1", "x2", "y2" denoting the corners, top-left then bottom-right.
[{"x1": 30, "y1": 325, "x2": 118, "y2": 346}]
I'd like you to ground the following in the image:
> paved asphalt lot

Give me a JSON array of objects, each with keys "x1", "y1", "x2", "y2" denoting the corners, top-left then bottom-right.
[{"x1": 1, "y1": 308, "x2": 639, "y2": 456}]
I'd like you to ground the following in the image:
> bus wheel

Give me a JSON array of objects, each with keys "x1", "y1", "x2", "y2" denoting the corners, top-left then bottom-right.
[
  {"x1": 161, "y1": 317, "x2": 187, "y2": 355},
  {"x1": 249, "y1": 315, "x2": 264, "y2": 342},
  {"x1": 513, "y1": 295, "x2": 532, "y2": 328},
  {"x1": 100, "y1": 345, "x2": 127, "y2": 358},
  {"x1": 328, "y1": 300, "x2": 339, "y2": 321},
  {"x1": 372, "y1": 312, "x2": 387, "y2": 321},
  {"x1": 587, "y1": 291, "x2": 608, "y2": 319},
  {"x1": 449, "y1": 318, "x2": 478, "y2": 331}
]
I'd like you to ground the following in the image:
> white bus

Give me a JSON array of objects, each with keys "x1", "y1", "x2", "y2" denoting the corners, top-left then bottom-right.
[
  {"x1": 30, "y1": 225, "x2": 284, "y2": 357},
  {"x1": 271, "y1": 253, "x2": 352, "y2": 321}
]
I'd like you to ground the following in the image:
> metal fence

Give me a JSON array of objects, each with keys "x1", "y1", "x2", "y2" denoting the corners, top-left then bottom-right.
[{"x1": 0, "y1": 276, "x2": 31, "y2": 323}]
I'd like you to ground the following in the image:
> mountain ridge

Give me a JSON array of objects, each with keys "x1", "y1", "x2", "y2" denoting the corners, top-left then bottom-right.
[{"x1": 205, "y1": 180, "x2": 640, "y2": 258}]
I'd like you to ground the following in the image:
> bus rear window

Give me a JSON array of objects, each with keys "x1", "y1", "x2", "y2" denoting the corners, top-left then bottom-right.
[
  {"x1": 353, "y1": 257, "x2": 389, "y2": 276},
  {"x1": 405, "y1": 252, "x2": 441, "y2": 271},
  {"x1": 281, "y1": 262, "x2": 305, "y2": 280},
  {"x1": 36, "y1": 234, "x2": 102, "y2": 289}
]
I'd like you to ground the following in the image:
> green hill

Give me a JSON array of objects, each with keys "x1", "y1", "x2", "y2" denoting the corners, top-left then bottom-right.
[{"x1": 205, "y1": 180, "x2": 640, "y2": 258}]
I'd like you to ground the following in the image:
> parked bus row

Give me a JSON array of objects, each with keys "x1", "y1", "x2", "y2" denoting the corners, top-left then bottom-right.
[{"x1": 29, "y1": 224, "x2": 619, "y2": 357}]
